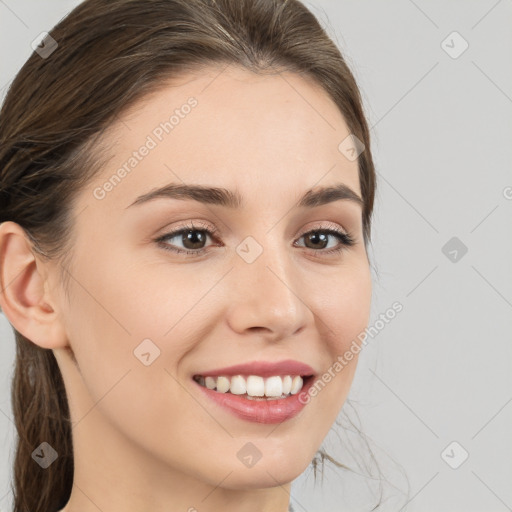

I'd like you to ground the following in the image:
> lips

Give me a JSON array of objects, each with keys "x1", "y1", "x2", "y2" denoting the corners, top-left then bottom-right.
[
  {"x1": 193, "y1": 359, "x2": 316, "y2": 378},
  {"x1": 193, "y1": 374, "x2": 316, "y2": 423},
  {"x1": 191, "y1": 359, "x2": 317, "y2": 423}
]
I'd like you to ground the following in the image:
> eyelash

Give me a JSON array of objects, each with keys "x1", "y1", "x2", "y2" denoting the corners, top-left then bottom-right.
[{"x1": 154, "y1": 221, "x2": 356, "y2": 258}]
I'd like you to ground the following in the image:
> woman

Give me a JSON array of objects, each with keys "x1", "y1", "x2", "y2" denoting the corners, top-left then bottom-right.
[{"x1": 0, "y1": 0, "x2": 376, "y2": 511}]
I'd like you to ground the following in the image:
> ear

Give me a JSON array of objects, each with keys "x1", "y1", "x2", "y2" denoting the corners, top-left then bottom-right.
[{"x1": 0, "y1": 221, "x2": 68, "y2": 349}]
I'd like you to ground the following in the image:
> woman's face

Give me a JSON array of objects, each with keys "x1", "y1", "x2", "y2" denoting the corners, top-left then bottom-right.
[{"x1": 52, "y1": 65, "x2": 372, "y2": 490}]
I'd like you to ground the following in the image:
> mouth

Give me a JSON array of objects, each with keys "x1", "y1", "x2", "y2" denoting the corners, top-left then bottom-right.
[
  {"x1": 190, "y1": 360, "x2": 317, "y2": 423},
  {"x1": 192, "y1": 374, "x2": 315, "y2": 400}
]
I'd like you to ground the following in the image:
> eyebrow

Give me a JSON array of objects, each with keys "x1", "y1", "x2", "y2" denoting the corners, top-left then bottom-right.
[{"x1": 126, "y1": 182, "x2": 364, "y2": 209}]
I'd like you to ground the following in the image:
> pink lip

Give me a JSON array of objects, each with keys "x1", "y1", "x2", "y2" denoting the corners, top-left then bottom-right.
[
  {"x1": 193, "y1": 359, "x2": 316, "y2": 378},
  {"x1": 193, "y1": 375, "x2": 315, "y2": 424}
]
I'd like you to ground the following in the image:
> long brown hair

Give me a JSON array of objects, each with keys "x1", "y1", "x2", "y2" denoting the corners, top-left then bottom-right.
[{"x1": 0, "y1": 1, "x2": 377, "y2": 510}]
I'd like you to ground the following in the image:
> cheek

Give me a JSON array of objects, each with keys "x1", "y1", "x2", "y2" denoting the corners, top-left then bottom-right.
[
  {"x1": 61, "y1": 257, "x2": 206, "y2": 468},
  {"x1": 313, "y1": 260, "x2": 372, "y2": 351},
  {"x1": 68, "y1": 246, "x2": 209, "y2": 355},
  {"x1": 303, "y1": 261, "x2": 371, "y2": 407}
]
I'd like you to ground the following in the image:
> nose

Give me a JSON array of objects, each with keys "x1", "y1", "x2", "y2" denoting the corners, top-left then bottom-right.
[{"x1": 225, "y1": 239, "x2": 311, "y2": 341}]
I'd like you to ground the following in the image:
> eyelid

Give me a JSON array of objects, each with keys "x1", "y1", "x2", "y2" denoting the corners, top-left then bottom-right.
[
  {"x1": 156, "y1": 219, "x2": 350, "y2": 240},
  {"x1": 301, "y1": 220, "x2": 350, "y2": 236},
  {"x1": 155, "y1": 219, "x2": 218, "y2": 238}
]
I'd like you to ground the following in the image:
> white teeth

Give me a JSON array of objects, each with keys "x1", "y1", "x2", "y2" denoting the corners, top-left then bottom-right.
[
  {"x1": 246, "y1": 376, "x2": 265, "y2": 397},
  {"x1": 230, "y1": 375, "x2": 246, "y2": 395},
  {"x1": 282, "y1": 375, "x2": 292, "y2": 395},
  {"x1": 216, "y1": 376, "x2": 230, "y2": 393},
  {"x1": 195, "y1": 374, "x2": 305, "y2": 398},
  {"x1": 265, "y1": 376, "x2": 283, "y2": 397},
  {"x1": 290, "y1": 375, "x2": 303, "y2": 395}
]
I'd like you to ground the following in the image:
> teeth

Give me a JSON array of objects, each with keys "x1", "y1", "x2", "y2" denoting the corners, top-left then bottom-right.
[
  {"x1": 205, "y1": 376, "x2": 216, "y2": 390},
  {"x1": 230, "y1": 375, "x2": 246, "y2": 395},
  {"x1": 282, "y1": 375, "x2": 292, "y2": 395},
  {"x1": 216, "y1": 376, "x2": 230, "y2": 393},
  {"x1": 265, "y1": 376, "x2": 282, "y2": 397},
  {"x1": 195, "y1": 374, "x2": 305, "y2": 398},
  {"x1": 290, "y1": 375, "x2": 303, "y2": 394},
  {"x1": 247, "y1": 375, "x2": 265, "y2": 396}
]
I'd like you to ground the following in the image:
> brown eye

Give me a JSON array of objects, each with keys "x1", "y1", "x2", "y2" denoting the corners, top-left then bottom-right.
[
  {"x1": 179, "y1": 229, "x2": 209, "y2": 250},
  {"x1": 154, "y1": 220, "x2": 220, "y2": 257},
  {"x1": 157, "y1": 228, "x2": 214, "y2": 252},
  {"x1": 303, "y1": 231, "x2": 330, "y2": 250},
  {"x1": 295, "y1": 228, "x2": 355, "y2": 255}
]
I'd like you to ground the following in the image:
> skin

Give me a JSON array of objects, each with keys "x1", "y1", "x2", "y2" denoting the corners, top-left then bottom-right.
[{"x1": 0, "y1": 65, "x2": 372, "y2": 512}]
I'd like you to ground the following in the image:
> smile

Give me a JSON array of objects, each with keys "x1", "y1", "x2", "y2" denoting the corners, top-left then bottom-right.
[
  {"x1": 193, "y1": 374, "x2": 307, "y2": 399},
  {"x1": 192, "y1": 374, "x2": 316, "y2": 424}
]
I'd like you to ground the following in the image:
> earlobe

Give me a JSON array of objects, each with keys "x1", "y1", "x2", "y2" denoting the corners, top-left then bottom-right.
[{"x1": 0, "y1": 221, "x2": 68, "y2": 349}]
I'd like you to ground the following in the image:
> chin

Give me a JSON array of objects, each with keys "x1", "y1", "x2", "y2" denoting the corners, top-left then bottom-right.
[
  {"x1": 209, "y1": 445, "x2": 315, "y2": 490},
  {"x1": 218, "y1": 463, "x2": 307, "y2": 490}
]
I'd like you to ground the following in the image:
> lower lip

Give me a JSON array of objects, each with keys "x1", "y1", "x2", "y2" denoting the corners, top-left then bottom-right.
[{"x1": 193, "y1": 377, "x2": 315, "y2": 424}]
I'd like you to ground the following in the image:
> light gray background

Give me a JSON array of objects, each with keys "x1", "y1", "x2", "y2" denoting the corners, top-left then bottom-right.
[{"x1": 1, "y1": 1, "x2": 511, "y2": 511}]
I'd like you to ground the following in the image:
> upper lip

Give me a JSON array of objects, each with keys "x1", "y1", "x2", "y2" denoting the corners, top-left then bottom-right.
[{"x1": 194, "y1": 359, "x2": 316, "y2": 378}]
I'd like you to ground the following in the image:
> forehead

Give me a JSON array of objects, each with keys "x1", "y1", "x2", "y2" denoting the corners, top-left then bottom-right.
[{"x1": 83, "y1": 65, "x2": 361, "y2": 213}]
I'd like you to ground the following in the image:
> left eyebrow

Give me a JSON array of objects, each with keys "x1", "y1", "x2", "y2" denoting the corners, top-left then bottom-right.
[{"x1": 125, "y1": 182, "x2": 364, "y2": 209}]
